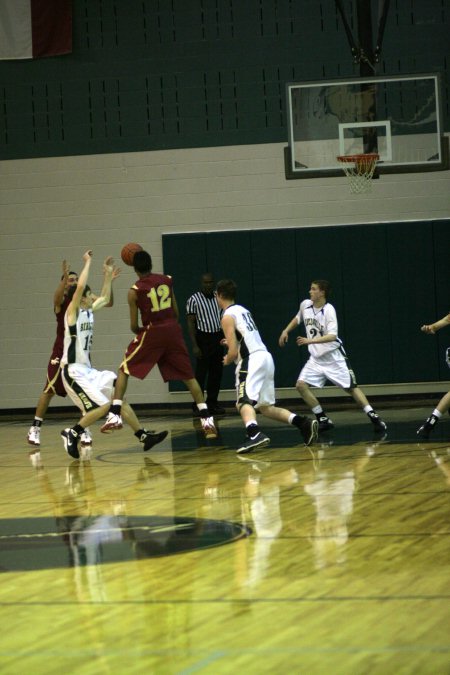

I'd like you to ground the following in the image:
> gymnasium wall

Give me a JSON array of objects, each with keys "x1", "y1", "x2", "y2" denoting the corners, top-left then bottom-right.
[
  {"x1": 163, "y1": 220, "x2": 450, "y2": 393},
  {"x1": 1, "y1": 145, "x2": 449, "y2": 412},
  {"x1": 0, "y1": 0, "x2": 449, "y2": 160},
  {"x1": 0, "y1": 1, "x2": 449, "y2": 411}
]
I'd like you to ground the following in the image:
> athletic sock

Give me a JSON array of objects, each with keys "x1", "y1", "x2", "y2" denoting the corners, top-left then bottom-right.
[
  {"x1": 110, "y1": 400, "x2": 122, "y2": 415},
  {"x1": 246, "y1": 422, "x2": 260, "y2": 438},
  {"x1": 290, "y1": 414, "x2": 306, "y2": 427}
]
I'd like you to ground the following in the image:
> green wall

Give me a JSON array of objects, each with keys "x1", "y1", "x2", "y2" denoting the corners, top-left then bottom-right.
[
  {"x1": 0, "y1": 0, "x2": 449, "y2": 160},
  {"x1": 163, "y1": 219, "x2": 450, "y2": 392}
]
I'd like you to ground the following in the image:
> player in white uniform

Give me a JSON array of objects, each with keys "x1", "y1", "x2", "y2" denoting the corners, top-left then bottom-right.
[
  {"x1": 279, "y1": 279, "x2": 386, "y2": 433},
  {"x1": 61, "y1": 250, "x2": 167, "y2": 459},
  {"x1": 417, "y1": 310, "x2": 450, "y2": 438},
  {"x1": 216, "y1": 279, "x2": 318, "y2": 454}
]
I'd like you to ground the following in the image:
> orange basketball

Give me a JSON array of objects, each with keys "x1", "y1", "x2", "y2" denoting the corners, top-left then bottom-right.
[{"x1": 120, "y1": 242, "x2": 143, "y2": 266}]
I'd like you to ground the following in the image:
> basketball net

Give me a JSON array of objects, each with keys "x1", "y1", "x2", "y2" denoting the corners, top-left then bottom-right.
[{"x1": 337, "y1": 154, "x2": 379, "y2": 194}]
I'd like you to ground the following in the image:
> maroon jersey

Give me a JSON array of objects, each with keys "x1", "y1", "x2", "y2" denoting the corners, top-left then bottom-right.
[
  {"x1": 52, "y1": 295, "x2": 71, "y2": 355},
  {"x1": 43, "y1": 294, "x2": 71, "y2": 397},
  {"x1": 132, "y1": 273, "x2": 177, "y2": 325}
]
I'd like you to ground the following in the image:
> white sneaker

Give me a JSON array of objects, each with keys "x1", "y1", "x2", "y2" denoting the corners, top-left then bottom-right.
[
  {"x1": 100, "y1": 412, "x2": 123, "y2": 433},
  {"x1": 29, "y1": 450, "x2": 42, "y2": 468},
  {"x1": 27, "y1": 425, "x2": 41, "y2": 446},
  {"x1": 80, "y1": 446, "x2": 92, "y2": 461},
  {"x1": 80, "y1": 428, "x2": 93, "y2": 446},
  {"x1": 200, "y1": 416, "x2": 218, "y2": 439}
]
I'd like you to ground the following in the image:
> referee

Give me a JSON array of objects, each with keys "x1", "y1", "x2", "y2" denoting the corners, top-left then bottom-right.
[{"x1": 186, "y1": 272, "x2": 225, "y2": 415}]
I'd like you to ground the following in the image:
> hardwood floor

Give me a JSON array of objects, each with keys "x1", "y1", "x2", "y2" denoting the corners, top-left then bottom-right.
[{"x1": 0, "y1": 406, "x2": 449, "y2": 674}]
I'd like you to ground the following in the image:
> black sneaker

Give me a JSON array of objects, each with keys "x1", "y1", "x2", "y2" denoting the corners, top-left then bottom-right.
[
  {"x1": 236, "y1": 432, "x2": 270, "y2": 454},
  {"x1": 299, "y1": 418, "x2": 319, "y2": 446},
  {"x1": 142, "y1": 430, "x2": 168, "y2": 452},
  {"x1": 417, "y1": 415, "x2": 438, "y2": 438},
  {"x1": 318, "y1": 416, "x2": 334, "y2": 432},
  {"x1": 367, "y1": 411, "x2": 387, "y2": 432},
  {"x1": 61, "y1": 428, "x2": 80, "y2": 459}
]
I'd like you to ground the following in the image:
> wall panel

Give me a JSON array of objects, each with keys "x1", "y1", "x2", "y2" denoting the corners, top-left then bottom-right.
[{"x1": 163, "y1": 219, "x2": 450, "y2": 391}]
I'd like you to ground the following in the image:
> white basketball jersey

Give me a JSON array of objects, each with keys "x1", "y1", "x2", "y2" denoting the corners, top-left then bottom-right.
[
  {"x1": 62, "y1": 308, "x2": 94, "y2": 367},
  {"x1": 223, "y1": 304, "x2": 267, "y2": 360},
  {"x1": 296, "y1": 300, "x2": 344, "y2": 361}
]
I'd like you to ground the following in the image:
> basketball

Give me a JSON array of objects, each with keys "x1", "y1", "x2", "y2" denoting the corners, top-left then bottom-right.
[{"x1": 120, "y1": 242, "x2": 143, "y2": 266}]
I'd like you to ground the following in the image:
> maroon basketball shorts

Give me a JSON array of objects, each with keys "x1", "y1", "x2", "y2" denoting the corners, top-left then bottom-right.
[
  {"x1": 43, "y1": 353, "x2": 67, "y2": 397},
  {"x1": 120, "y1": 322, "x2": 194, "y2": 382}
]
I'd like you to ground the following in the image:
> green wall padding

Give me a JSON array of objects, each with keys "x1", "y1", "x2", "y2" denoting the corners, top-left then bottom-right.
[{"x1": 163, "y1": 220, "x2": 450, "y2": 394}]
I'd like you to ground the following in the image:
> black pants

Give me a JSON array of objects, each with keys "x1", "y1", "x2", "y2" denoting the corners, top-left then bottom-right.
[{"x1": 194, "y1": 331, "x2": 224, "y2": 406}]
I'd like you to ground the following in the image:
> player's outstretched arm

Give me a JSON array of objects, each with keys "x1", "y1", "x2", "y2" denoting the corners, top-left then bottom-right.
[
  {"x1": 92, "y1": 256, "x2": 116, "y2": 311},
  {"x1": 66, "y1": 250, "x2": 92, "y2": 324},
  {"x1": 53, "y1": 259, "x2": 70, "y2": 311},
  {"x1": 421, "y1": 312, "x2": 450, "y2": 334}
]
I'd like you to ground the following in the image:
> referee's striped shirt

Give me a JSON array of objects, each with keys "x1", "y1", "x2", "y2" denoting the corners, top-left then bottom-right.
[{"x1": 186, "y1": 292, "x2": 222, "y2": 333}]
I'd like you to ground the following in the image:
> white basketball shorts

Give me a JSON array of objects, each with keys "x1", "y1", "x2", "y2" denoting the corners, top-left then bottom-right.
[
  {"x1": 235, "y1": 350, "x2": 276, "y2": 408},
  {"x1": 62, "y1": 363, "x2": 116, "y2": 414},
  {"x1": 298, "y1": 356, "x2": 356, "y2": 389}
]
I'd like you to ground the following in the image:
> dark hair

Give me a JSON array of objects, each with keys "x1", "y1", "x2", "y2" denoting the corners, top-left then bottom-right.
[
  {"x1": 312, "y1": 279, "x2": 331, "y2": 300},
  {"x1": 67, "y1": 284, "x2": 91, "y2": 302},
  {"x1": 133, "y1": 250, "x2": 152, "y2": 274},
  {"x1": 216, "y1": 279, "x2": 237, "y2": 300},
  {"x1": 62, "y1": 271, "x2": 78, "y2": 281}
]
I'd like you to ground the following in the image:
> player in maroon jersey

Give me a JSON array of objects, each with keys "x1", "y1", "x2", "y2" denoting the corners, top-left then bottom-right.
[
  {"x1": 100, "y1": 250, "x2": 217, "y2": 439},
  {"x1": 27, "y1": 261, "x2": 79, "y2": 447},
  {"x1": 28, "y1": 259, "x2": 118, "y2": 449}
]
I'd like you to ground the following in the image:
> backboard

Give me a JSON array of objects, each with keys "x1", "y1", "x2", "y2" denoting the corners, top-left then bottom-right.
[{"x1": 285, "y1": 74, "x2": 449, "y2": 179}]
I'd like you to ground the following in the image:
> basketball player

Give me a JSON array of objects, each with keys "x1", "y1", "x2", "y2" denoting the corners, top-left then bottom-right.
[
  {"x1": 278, "y1": 280, "x2": 387, "y2": 432},
  {"x1": 100, "y1": 250, "x2": 217, "y2": 439},
  {"x1": 27, "y1": 262, "x2": 80, "y2": 447},
  {"x1": 60, "y1": 250, "x2": 168, "y2": 459},
  {"x1": 216, "y1": 278, "x2": 318, "y2": 454},
  {"x1": 27, "y1": 259, "x2": 118, "y2": 449},
  {"x1": 417, "y1": 310, "x2": 450, "y2": 437}
]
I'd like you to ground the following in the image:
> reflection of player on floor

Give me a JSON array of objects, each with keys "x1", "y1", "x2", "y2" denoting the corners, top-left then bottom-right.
[
  {"x1": 417, "y1": 311, "x2": 450, "y2": 438},
  {"x1": 278, "y1": 279, "x2": 386, "y2": 433},
  {"x1": 60, "y1": 251, "x2": 167, "y2": 459},
  {"x1": 217, "y1": 279, "x2": 318, "y2": 454},
  {"x1": 101, "y1": 250, "x2": 217, "y2": 439}
]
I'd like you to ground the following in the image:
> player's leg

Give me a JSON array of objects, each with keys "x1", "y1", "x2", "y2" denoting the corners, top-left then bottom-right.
[
  {"x1": 183, "y1": 377, "x2": 218, "y2": 439},
  {"x1": 417, "y1": 390, "x2": 450, "y2": 437},
  {"x1": 235, "y1": 353, "x2": 271, "y2": 454},
  {"x1": 28, "y1": 358, "x2": 65, "y2": 446},
  {"x1": 260, "y1": 404, "x2": 318, "y2": 446},
  {"x1": 345, "y1": 385, "x2": 387, "y2": 432},
  {"x1": 101, "y1": 369, "x2": 129, "y2": 432},
  {"x1": 61, "y1": 366, "x2": 115, "y2": 459},
  {"x1": 28, "y1": 390, "x2": 54, "y2": 446},
  {"x1": 296, "y1": 360, "x2": 333, "y2": 431},
  {"x1": 121, "y1": 401, "x2": 168, "y2": 451}
]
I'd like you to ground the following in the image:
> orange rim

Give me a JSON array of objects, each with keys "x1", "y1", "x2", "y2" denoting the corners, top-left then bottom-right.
[{"x1": 337, "y1": 153, "x2": 379, "y2": 163}]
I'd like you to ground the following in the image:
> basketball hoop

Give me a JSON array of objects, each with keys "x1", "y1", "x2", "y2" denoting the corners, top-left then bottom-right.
[{"x1": 336, "y1": 153, "x2": 379, "y2": 194}]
